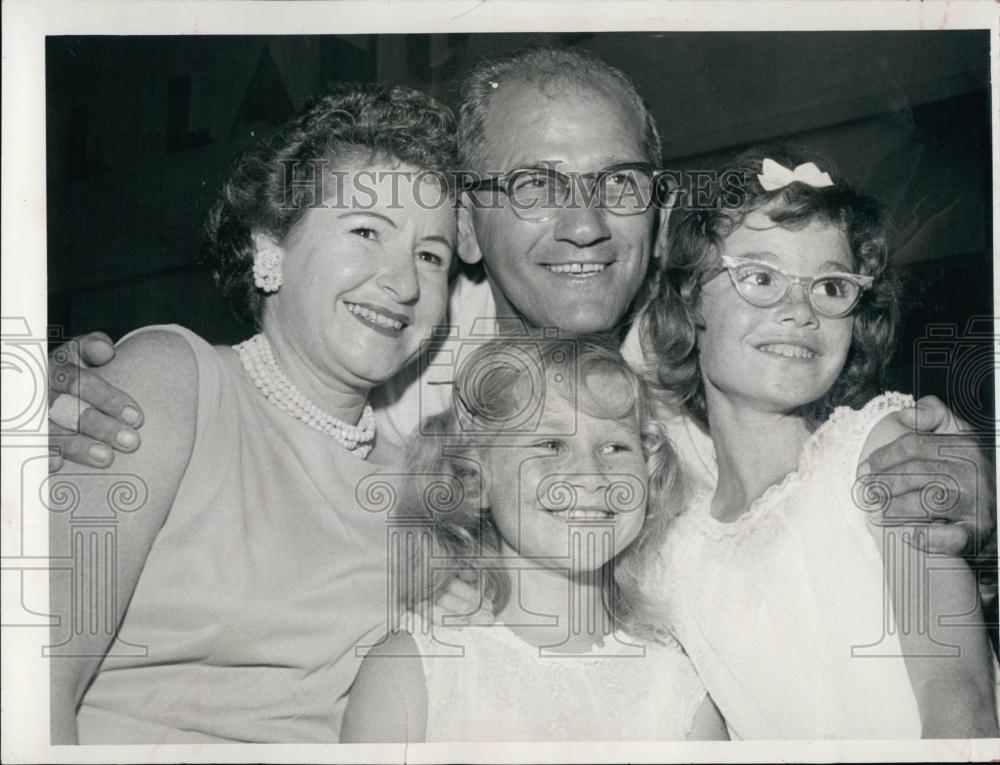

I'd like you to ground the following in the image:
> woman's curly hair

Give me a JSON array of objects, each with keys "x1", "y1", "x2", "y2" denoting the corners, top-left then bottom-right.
[
  {"x1": 397, "y1": 334, "x2": 682, "y2": 622},
  {"x1": 641, "y1": 143, "x2": 904, "y2": 430},
  {"x1": 202, "y1": 82, "x2": 458, "y2": 327}
]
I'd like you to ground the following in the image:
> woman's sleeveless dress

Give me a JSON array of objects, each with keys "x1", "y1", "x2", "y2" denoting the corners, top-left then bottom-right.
[{"x1": 76, "y1": 325, "x2": 399, "y2": 743}]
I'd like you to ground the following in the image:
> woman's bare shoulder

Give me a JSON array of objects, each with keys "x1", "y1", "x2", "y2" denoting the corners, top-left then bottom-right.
[
  {"x1": 102, "y1": 328, "x2": 202, "y2": 458},
  {"x1": 105, "y1": 328, "x2": 200, "y2": 399}
]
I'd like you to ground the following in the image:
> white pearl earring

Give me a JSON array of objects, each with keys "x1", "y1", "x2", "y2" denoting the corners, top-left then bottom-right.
[{"x1": 252, "y1": 242, "x2": 283, "y2": 293}]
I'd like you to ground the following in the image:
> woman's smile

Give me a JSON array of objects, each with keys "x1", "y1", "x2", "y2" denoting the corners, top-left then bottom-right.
[{"x1": 344, "y1": 300, "x2": 410, "y2": 335}]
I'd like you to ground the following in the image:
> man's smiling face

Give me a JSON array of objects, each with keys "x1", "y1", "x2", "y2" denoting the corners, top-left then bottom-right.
[{"x1": 463, "y1": 82, "x2": 658, "y2": 334}]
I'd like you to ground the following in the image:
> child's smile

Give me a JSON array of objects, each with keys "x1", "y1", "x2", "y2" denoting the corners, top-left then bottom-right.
[
  {"x1": 483, "y1": 381, "x2": 648, "y2": 570},
  {"x1": 755, "y1": 341, "x2": 818, "y2": 360}
]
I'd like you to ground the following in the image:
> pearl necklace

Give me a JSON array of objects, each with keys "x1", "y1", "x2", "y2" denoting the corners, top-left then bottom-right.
[{"x1": 234, "y1": 333, "x2": 376, "y2": 459}]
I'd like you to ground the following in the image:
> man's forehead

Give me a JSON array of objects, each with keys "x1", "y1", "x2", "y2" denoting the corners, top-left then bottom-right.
[{"x1": 478, "y1": 79, "x2": 646, "y2": 170}]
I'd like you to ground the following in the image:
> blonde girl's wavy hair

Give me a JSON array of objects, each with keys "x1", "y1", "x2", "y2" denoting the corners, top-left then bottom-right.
[{"x1": 396, "y1": 333, "x2": 683, "y2": 626}]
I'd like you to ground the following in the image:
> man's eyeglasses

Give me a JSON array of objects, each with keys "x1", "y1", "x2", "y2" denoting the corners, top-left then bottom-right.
[
  {"x1": 705, "y1": 255, "x2": 874, "y2": 319},
  {"x1": 464, "y1": 162, "x2": 659, "y2": 222}
]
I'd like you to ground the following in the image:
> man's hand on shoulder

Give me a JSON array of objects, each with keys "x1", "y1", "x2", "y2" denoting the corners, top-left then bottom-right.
[
  {"x1": 49, "y1": 331, "x2": 144, "y2": 472},
  {"x1": 858, "y1": 395, "x2": 996, "y2": 559}
]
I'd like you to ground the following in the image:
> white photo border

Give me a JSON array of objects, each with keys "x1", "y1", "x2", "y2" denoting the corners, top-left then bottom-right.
[{"x1": 2, "y1": 1, "x2": 998, "y2": 762}]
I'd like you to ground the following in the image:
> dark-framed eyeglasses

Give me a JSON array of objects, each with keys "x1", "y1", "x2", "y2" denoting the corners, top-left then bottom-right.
[
  {"x1": 463, "y1": 162, "x2": 659, "y2": 222},
  {"x1": 705, "y1": 255, "x2": 875, "y2": 319}
]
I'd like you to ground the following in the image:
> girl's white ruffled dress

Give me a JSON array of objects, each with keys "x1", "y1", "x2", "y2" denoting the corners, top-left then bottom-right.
[{"x1": 653, "y1": 392, "x2": 998, "y2": 739}]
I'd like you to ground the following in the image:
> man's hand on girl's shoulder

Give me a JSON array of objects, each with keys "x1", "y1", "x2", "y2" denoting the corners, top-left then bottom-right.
[{"x1": 858, "y1": 395, "x2": 996, "y2": 558}]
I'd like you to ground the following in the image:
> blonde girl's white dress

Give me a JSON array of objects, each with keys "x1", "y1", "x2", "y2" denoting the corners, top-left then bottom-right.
[
  {"x1": 653, "y1": 392, "x2": 997, "y2": 740},
  {"x1": 403, "y1": 616, "x2": 709, "y2": 741}
]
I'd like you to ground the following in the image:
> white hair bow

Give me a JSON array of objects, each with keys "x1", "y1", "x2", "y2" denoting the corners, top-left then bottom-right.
[{"x1": 757, "y1": 158, "x2": 834, "y2": 191}]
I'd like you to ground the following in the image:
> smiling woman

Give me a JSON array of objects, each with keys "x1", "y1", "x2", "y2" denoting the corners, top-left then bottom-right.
[
  {"x1": 48, "y1": 83, "x2": 460, "y2": 744},
  {"x1": 253, "y1": 161, "x2": 454, "y2": 390}
]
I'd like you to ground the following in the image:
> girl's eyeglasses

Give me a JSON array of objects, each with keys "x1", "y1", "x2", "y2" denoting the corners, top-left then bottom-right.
[{"x1": 705, "y1": 255, "x2": 874, "y2": 319}]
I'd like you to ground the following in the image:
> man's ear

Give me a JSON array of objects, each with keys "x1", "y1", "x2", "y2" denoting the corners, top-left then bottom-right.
[{"x1": 457, "y1": 197, "x2": 484, "y2": 266}]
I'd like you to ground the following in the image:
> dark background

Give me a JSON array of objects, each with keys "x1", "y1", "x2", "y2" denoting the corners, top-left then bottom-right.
[{"x1": 45, "y1": 32, "x2": 994, "y2": 438}]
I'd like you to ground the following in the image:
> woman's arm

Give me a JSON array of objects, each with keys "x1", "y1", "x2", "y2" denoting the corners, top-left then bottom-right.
[
  {"x1": 340, "y1": 631, "x2": 429, "y2": 743},
  {"x1": 49, "y1": 329, "x2": 198, "y2": 743},
  {"x1": 860, "y1": 412, "x2": 998, "y2": 738},
  {"x1": 685, "y1": 695, "x2": 729, "y2": 740}
]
